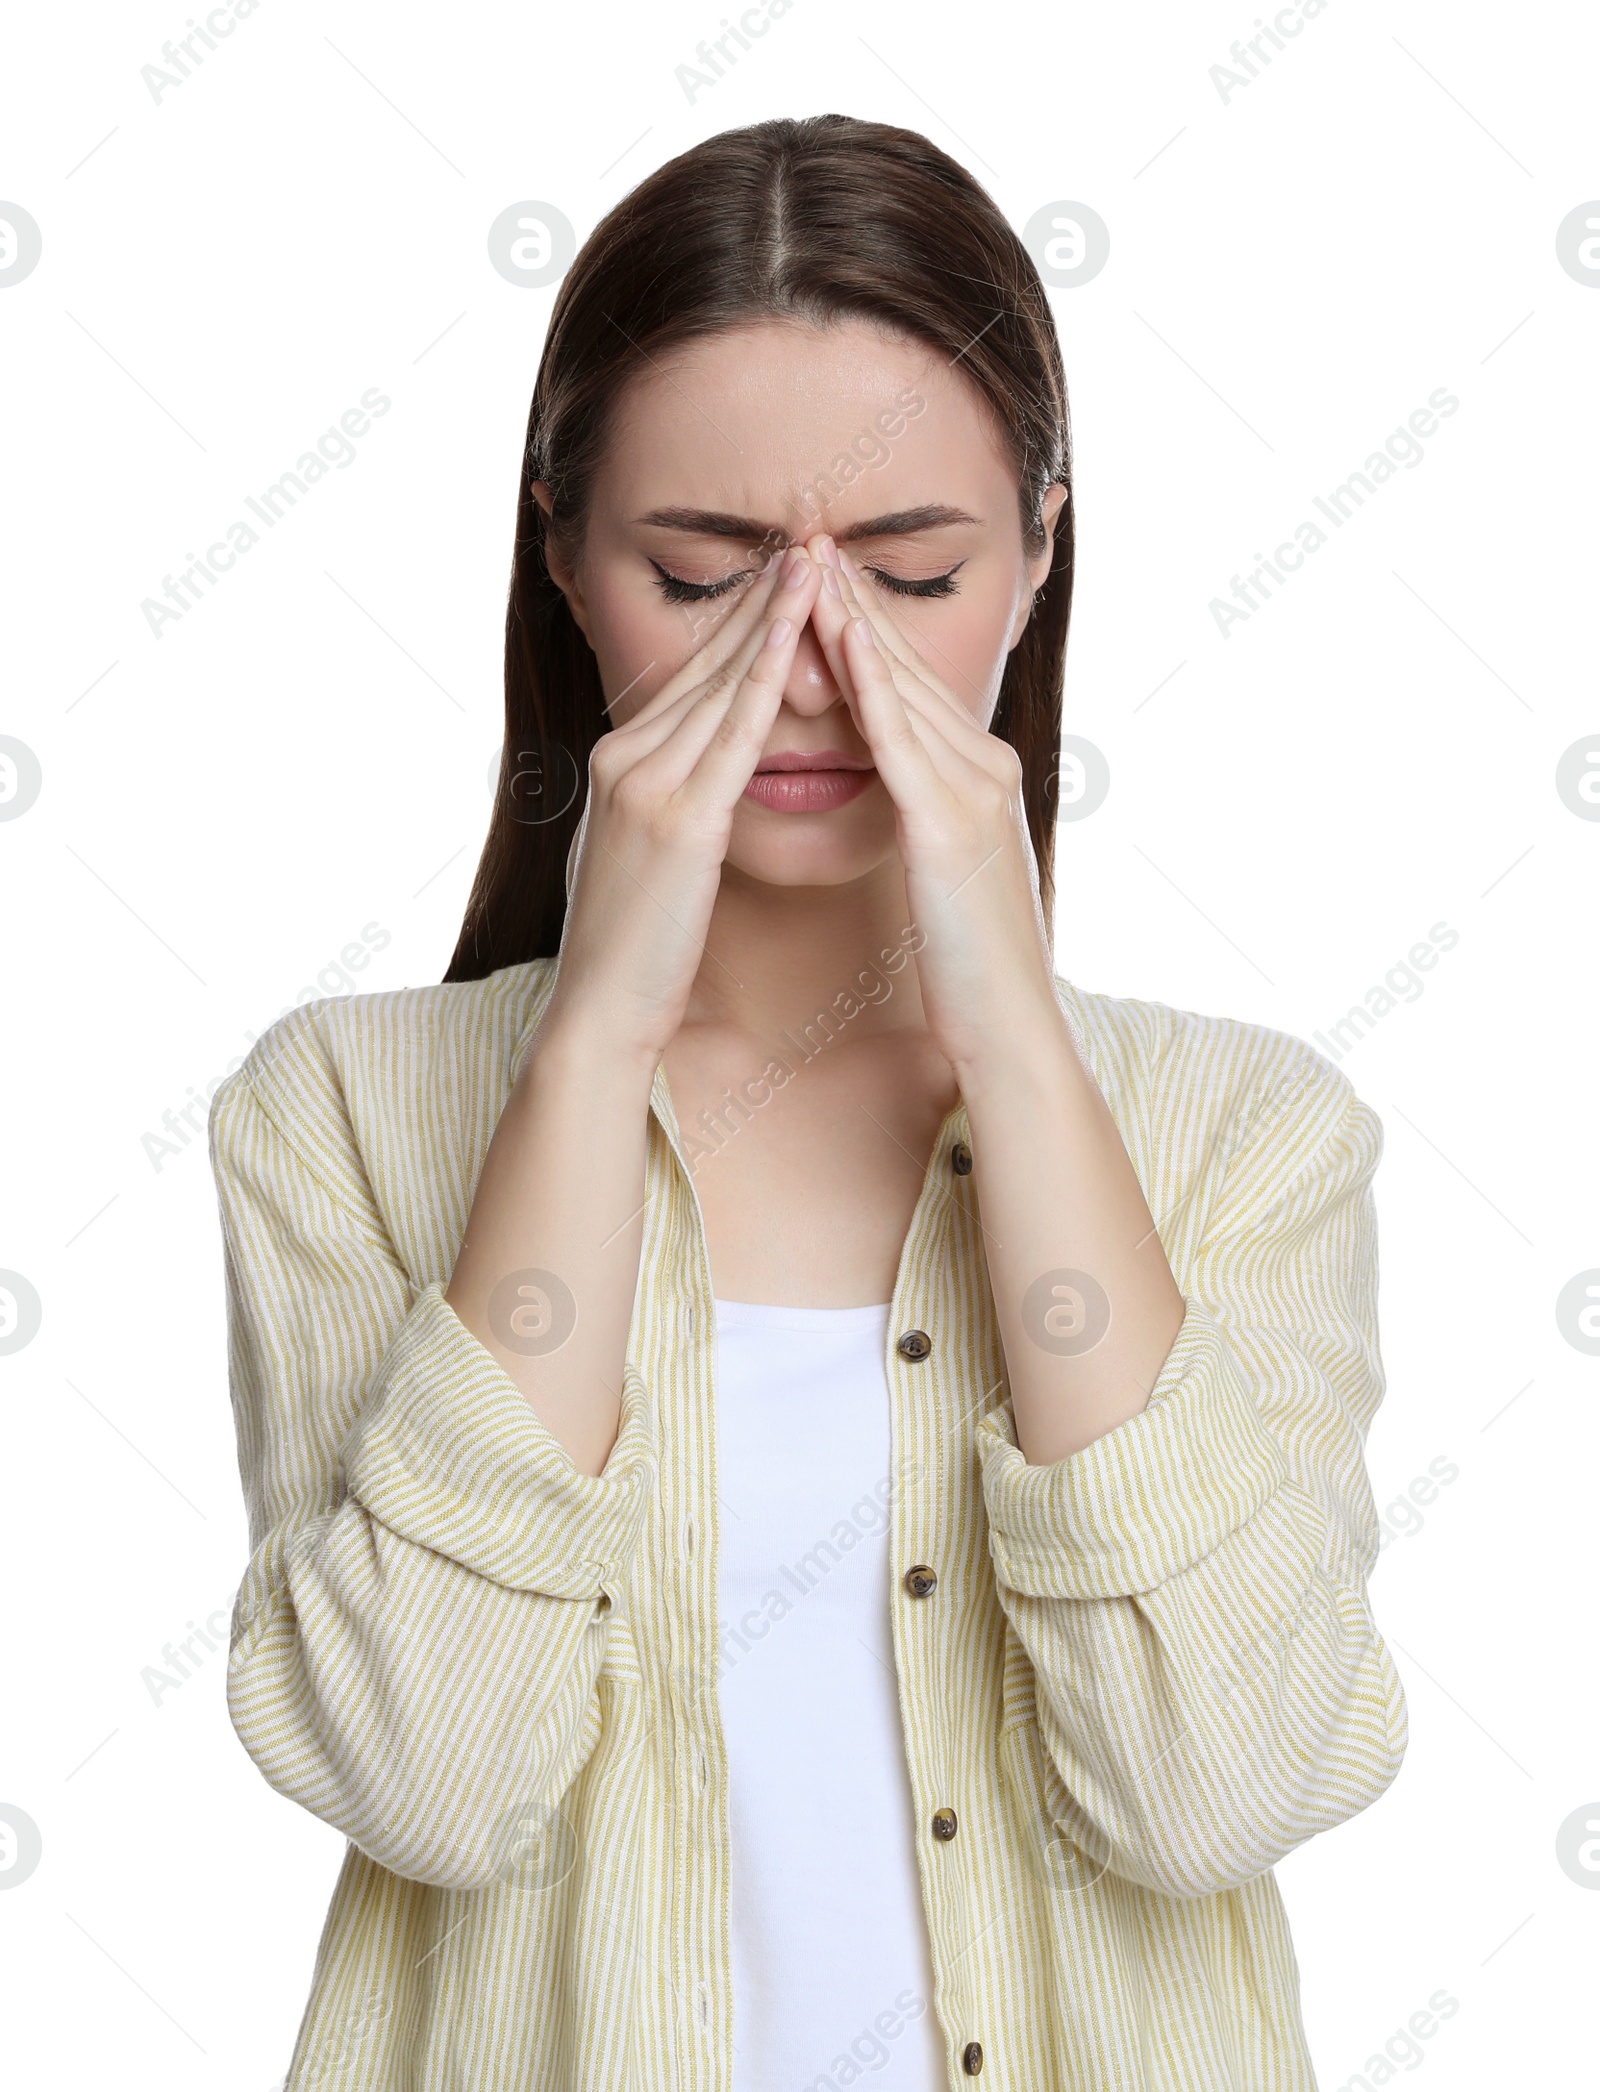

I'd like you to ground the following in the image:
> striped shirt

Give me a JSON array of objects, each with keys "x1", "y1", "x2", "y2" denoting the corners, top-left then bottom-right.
[{"x1": 208, "y1": 956, "x2": 1407, "y2": 2090}]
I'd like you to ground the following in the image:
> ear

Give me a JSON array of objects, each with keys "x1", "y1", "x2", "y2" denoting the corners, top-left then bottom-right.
[
  {"x1": 1007, "y1": 482, "x2": 1069, "y2": 651},
  {"x1": 531, "y1": 480, "x2": 592, "y2": 638}
]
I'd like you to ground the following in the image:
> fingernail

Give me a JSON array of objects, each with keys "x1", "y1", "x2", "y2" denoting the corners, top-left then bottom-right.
[
  {"x1": 765, "y1": 616, "x2": 792, "y2": 648},
  {"x1": 818, "y1": 536, "x2": 840, "y2": 568},
  {"x1": 853, "y1": 617, "x2": 876, "y2": 648},
  {"x1": 822, "y1": 566, "x2": 841, "y2": 598},
  {"x1": 782, "y1": 547, "x2": 808, "y2": 587},
  {"x1": 839, "y1": 547, "x2": 860, "y2": 578}
]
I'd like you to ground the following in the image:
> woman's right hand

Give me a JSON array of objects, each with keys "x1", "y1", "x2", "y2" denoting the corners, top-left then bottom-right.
[{"x1": 538, "y1": 541, "x2": 823, "y2": 1069}]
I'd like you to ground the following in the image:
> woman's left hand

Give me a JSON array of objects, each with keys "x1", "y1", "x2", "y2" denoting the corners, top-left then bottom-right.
[
  {"x1": 802, "y1": 533, "x2": 1067, "y2": 1077},
  {"x1": 806, "y1": 533, "x2": 1186, "y2": 1468}
]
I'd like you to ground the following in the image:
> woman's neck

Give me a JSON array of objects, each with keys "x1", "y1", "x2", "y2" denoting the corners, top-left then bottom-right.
[{"x1": 678, "y1": 857, "x2": 931, "y2": 1053}]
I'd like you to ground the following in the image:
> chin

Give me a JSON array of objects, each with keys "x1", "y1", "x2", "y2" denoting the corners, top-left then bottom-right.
[{"x1": 724, "y1": 824, "x2": 896, "y2": 890}]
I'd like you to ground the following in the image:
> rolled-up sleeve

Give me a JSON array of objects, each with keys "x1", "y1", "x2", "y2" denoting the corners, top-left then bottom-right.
[
  {"x1": 976, "y1": 1053, "x2": 1407, "y2": 1901},
  {"x1": 343, "y1": 1281, "x2": 654, "y2": 1600},
  {"x1": 211, "y1": 1029, "x2": 656, "y2": 1891}
]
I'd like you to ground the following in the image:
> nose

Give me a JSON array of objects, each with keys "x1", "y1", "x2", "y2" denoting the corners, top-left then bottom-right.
[{"x1": 782, "y1": 610, "x2": 845, "y2": 717}]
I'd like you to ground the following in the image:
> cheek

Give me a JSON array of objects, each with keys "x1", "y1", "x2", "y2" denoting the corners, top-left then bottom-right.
[
  {"x1": 585, "y1": 570, "x2": 711, "y2": 722},
  {"x1": 890, "y1": 583, "x2": 1016, "y2": 719}
]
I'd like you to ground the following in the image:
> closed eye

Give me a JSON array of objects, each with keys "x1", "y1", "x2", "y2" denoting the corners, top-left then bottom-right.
[
  {"x1": 649, "y1": 557, "x2": 966, "y2": 604},
  {"x1": 865, "y1": 562, "x2": 965, "y2": 599},
  {"x1": 648, "y1": 560, "x2": 751, "y2": 604}
]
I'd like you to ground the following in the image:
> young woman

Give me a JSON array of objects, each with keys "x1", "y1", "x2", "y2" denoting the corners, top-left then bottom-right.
[{"x1": 212, "y1": 115, "x2": 1406, "y2": 2092}]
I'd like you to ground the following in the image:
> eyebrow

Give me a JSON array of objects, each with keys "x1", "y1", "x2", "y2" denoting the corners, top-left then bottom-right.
[{"x1": 633, "y1": 503, "x2": 980, "y2": 547}]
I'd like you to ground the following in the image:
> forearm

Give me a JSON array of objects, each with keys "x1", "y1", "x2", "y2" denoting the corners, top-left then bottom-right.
[
  {"x1": 978, "y1": 1299, "x2": 1408, "y2": 1892},
  {"x1": 960, "y1": 1008, "x2": 1186, "y2": 1466},
  {"x1": 968, "y1": 1027, "x2": 1407, "y2": 1885},
  {"x1": 445, "y1": 1011, "x2": 660, "y2": 1477}
]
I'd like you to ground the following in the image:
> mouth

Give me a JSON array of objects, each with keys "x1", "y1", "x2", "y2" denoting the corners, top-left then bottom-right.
[
  {"x1": 753, "y1": 751, "x2": 875, "y2": 773},
  {"x1": 744, "y1": 749, "x2": 877, "y2": 813}
]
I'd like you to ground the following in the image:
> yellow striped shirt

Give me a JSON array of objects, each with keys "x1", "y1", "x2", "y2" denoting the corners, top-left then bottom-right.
[{"x1": 208, "y1": 956, "x2": 1406, "y2": 2090}]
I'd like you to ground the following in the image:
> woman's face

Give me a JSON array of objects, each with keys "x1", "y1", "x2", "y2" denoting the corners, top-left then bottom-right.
[{"x1": 535, "y1": 317, "x2": 1065, "y2": 890}]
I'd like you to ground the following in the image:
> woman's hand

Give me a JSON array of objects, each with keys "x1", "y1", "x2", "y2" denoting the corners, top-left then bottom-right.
[
  {"x1": 448, "y1": 542, "x2": 821, "y2": 1473},
  {"x1": 540, "y1": 544, "x2": 824, "y2": 1070},
  {"x1": 801, "y1": 533, "x2": 1066, "y2": 1078},
  {"x1": 800, "y1": 532, "x2": 1185, "y2": 1467}
]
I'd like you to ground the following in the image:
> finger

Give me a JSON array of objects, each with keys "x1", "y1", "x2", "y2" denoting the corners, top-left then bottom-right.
[
  {"x1": 616, "y1": 537, "x2": 792, "y2": 735},
  {"x1": 617, "y1": 555, "x2": 780, "y2": 734},
  {"x1": 832, "y1": 547, "x2": 993, "y2": 739},
  {"x1": 798, "y1": 553, "x2": 867, "y2": 736},
  {"x1": 614, "y1": 547, "x2": 818, "y2": 768},
  {"x1": 805, "y1": 546, "x2": 978, "y2": 767},
  {"x1": 618, "y1": 554, "x2": 821, "y2": 801},
  {"x1": 837, "y1": 612, "x2": 955, "y2": 808},
  {"x1": 827, "y1": 548, "x2": 1018, "y2": 782},
  {"x1": 801, "y1": 531, "x2": 948, "y2": 694},
  {"x1": 800, "y1": 532, "x2": 959, "y2": 725},
  {"x1": 676, "y1": 572, "x2": 823, "y2": 818}
]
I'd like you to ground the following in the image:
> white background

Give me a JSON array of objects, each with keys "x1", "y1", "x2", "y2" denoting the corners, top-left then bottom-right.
[{"x1": 2, "y1": 1, "x2": 1595, "y2": 2085}]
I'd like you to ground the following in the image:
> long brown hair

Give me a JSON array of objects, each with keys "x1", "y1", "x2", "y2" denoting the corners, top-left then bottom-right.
[{"x1": 444, "y1": 113, "x2": 1074, "y2": 983}]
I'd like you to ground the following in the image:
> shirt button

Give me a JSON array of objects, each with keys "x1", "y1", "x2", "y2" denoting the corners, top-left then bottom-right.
[
  {"x1": 903, "y1": 1564, "x2": 938, "y2": 1599},
  {"x1": 931, "y1": 1806, "x2": 958, "y2": 1841},
  {"x1": 897, "y1": 1329, "x2": 932, "y2": 1361},
  {"x1": 962, "y1": 2039, "x2": 984, "y2": 2074},
  {"x1": 951, "y1": 1140, "x2": 973, "y2": 1175}
]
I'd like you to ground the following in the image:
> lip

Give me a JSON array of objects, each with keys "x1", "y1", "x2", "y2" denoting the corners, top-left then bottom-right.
[
  {"x1": 753, "y1": 751, "x2": 875, "y2": 773},
  {"x1": 742, "y1": 764, "x2": 876, "y2": 813}
]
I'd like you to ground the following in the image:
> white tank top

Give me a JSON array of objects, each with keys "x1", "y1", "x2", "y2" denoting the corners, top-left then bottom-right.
[{"x1": 713, "y1": 1296, "x2": 947, "y2": 2091}]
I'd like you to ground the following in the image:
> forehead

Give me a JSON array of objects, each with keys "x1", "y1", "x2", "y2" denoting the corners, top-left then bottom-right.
[{"x1": 594, "y1": 317, "x2": 1014, "y2": 533}]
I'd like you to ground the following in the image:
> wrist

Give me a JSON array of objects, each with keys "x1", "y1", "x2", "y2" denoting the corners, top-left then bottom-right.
[
  {"x1": 951, "y1": 1006, "x2": 1088, "y2": 1112},
  {"x1": 523, "y1": 1004, "x2": 662, "y2": 1098}
]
